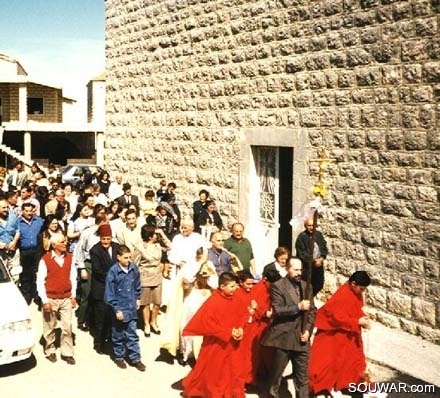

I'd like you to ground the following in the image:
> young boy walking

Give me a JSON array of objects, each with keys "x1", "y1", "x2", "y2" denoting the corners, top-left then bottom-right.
[{"x1": 104, "y1": 245, "x2": 146, "y2": 371}]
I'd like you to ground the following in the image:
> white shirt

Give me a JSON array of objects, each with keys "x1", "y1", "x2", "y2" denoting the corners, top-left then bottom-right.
[
  {"x1": 168, "y1": 232, "x2": 206, "y2": 265},
  {"x1": 275, "y1": 261, "x2": 287, "y2": 278},
  {"x1": 108, "y1": 182, "x2": 124, "y2": 201},
  {"x1": 36, "y1": 250, "x2": 77, "y2": 304}
]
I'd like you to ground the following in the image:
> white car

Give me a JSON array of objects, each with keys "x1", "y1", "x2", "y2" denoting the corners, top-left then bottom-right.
[
  {"x1": 60, "y1": 164, "x2": 104, "y2": 185},
  {"x1": 0, "y1": 260, "x2": 35, "y2": 365}
]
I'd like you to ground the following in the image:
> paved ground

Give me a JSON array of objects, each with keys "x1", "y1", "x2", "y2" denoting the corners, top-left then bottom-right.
[{"x1": 0, "y1": 304, "x2": 438, "y2": 398}]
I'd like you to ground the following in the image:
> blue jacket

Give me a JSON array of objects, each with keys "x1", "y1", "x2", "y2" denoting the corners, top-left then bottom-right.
[{"x1": 104, "y1": 262, "x2": 141, "y2": 322}]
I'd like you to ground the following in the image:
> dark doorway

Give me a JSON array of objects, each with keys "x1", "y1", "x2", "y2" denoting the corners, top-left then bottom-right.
[
  {"x1": 32, "y1": 135, "x2": 81, "y2": 165},
  {"x1": 278, "y1": 147, "x2": 293, "y2": 250}
]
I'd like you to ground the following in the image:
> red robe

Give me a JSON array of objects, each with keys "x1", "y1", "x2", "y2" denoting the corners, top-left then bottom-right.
[
  {"x1": 309, "y1": 282, "x2": 367, "y2": 393},
  {"x1": 235, "y1": 281, "x2": 272, "y2": 385},
  {"x1": 182, "y1": 290, "x2": 247, "y2": 398}
]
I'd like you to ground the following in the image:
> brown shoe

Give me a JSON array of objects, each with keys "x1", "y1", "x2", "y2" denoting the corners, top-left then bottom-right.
[
  {"x1": 115, "y1": 359, "x2": 127, "y2": 369},
  {"x1": 133, "y1": 361, "x2": 146, "y2": 371},
  {"x1": 46, "y1": 353, "x2": 57, "y2": 363},
  {"x1": 61, "y1": 355, "x2": 75, "y2": 365}
]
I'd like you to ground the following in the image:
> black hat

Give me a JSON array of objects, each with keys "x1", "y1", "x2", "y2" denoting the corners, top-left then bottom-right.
[{"x1": 122, "y1": 183, "x2": 131, "y2": 191}]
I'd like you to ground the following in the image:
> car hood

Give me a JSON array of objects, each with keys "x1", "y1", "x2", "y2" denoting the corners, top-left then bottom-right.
[{"x1": 0, "y1": 282, "x2": 31, "y2": 324}]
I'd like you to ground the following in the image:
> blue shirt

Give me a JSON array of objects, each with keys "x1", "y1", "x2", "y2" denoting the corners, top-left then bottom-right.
[
  {"x1": 208, "y1": 248, "x2": 232, "y2": 275},
  {"x1": 0, "y1": 214, "x2": 19, "y2": 245},
  {"x1": 18, "y1": 215, "x2": 44, "y2": 249},
  {"x1": 104, "y1": 262, "x2": 141, "y2": 322}
]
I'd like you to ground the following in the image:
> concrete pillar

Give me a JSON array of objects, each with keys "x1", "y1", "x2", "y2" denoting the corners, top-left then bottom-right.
[
  {"x1": 24, "y1": 131, "x2": 31, "y2": 161},
  {"x1": 18, "y1": 84, "x2": 27, "y2": 124},
  {"x1": 96, "y1": 132, "x2": 104, "y2": 167}
]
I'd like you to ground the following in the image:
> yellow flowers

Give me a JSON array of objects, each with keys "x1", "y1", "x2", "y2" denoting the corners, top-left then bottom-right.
[{"x1": 313, "y1": 182, "x2": 328, "y2": 198}]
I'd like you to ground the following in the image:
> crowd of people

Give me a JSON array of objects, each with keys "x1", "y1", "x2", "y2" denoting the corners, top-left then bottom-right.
[{"x1": 0, "y1": 159, "x2": 372, "y2": 398}]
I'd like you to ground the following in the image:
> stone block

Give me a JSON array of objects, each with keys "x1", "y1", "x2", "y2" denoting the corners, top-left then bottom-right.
[
  {"x1": 338, "y1": 70, "x2": 356, "y2": 87},
  {"x1": 425, "y1": 281, "x2": 440, "y2": 301},
  {"x1": 386, "y1": 130, "x2": 404, "y2": 149},
  {"x1": 403, "y1": 64, "x2": 423, "y2": 83},
  {"x1": 382, "y1": 65, "x2": 401, "y2": 85},
  {"x1": 361, "y1": 229, "x2": 382, "y2": 247},
  {"x1": 418, "y1": 324, "x2": 440, "y2": 342},
  {"x1": 365, "y1": 247, "x2": 381, "y2": 265},
  {"x1": 401, "y1": 238, "x2": 429, "y2": 257},
  {"x1": 356, "y1": 67, "x2": 381, "y2": 86},
  {"x1": 423, "y1": 61, "x2": 440, "y2": 82},
  {"x1": 393, "y1": 184, "x2": 417, "y2": 200},
  {"x1": 396, "y1": 153, "x2": 421, "y2": 167},
  {"x1": 419, "y1": 104, "x2": 435, "y2": 128},
  {"x1": 346, "y1": 244, "x2": 366, "y2": 261},
  {"x1": 387, "y1": 291, "x2": 412, "y2": 318},
  {"x1": 402, "y1": 40, "x2": 427, "y2": 62},
  {"x1": 352, "y1": 88, "x2": 374, "y2": 104},
  {"x1": 402, "y1": 275, "x2": 426, "y2": 296},
  {"x1": 381, "y1": 168, "x2": 407, "y2": 182},
  {"x1": 366, "y1": 130, "x2": 386, "y2": 149},
  {"x1": 375, "y1": 310, "x2": 401, "y2": 329},
  {"x1": 417, "y1": 186, "x2": 438, "y2": 202},
  {"x1": 347, "y1": 130, "x2": 365, "y2": 148},
  {"x1": 365, "y1": 285, "x2": 387, "y2": 310},
  {"x1": 407, "y1": 169, "x2": 432, "y2": 185},
  {"x1": 427, "y1": 130, "x2": 440, "y2": 150},
  {"x1": 424, "y1": 224, "x2": 440, "y2": 243},
  {"x1": 347, "y1": 48, "x2": 372, "y2": 66},
  {"x1": 424, "y1": 260, "x2": 439, "y2": 279},
  {"x1": 399, "y1": 318, "x2": 419, "y2": 336},
  {"x1": 345, "y1": 194, "x2": 364, "y2": 210},
  {"x1": 300, "y1": 109, "x2": 320, "y2": 127},
  {"x1": 378, "y1": 151, "x2": 395, "y2": 166},
  {"x1": 381, "y1": 199, "x2": 414, "y2": 218},
  {"x1": 412, "y1": 297, "x2": 436, "y2": 326},
  {"x1": 363, "y1": 195, "x2": 381, "y2": 212},
  {"x1": 412, "y1": 203, "x2": 440, "y2": 222}
]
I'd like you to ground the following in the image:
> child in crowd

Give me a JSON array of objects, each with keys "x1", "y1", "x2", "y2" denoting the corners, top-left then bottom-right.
[{"x1": 104, "y1": 245, "x2": 146, "y2": 371}]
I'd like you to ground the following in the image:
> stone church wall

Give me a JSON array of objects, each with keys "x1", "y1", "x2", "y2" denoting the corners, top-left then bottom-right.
[{"x1": 105, "y1": 0, "x2": 440, "y2": 340}]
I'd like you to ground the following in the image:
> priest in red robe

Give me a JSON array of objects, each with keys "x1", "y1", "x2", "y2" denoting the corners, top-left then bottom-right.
[
  {"x1": 235, "y1": 269, "x2": 280, "y2": 389},
  {"x1": 309, "y1": 270, "x2": 371, "y2": 397},
  {"x1": 181, "y1": 272, "x2": 248, "y2": 398}
]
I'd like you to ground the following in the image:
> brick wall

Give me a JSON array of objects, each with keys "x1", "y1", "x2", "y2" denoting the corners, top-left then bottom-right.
[
  {"x1": 27, "y1": 83, "x2": 61, "y2": 123},
  {"x1": 0, "y1": 83, "x2": 62, "y2": 123},
  {"x1": 105, "y1": 0, "x2": 440, "y2": 340}
]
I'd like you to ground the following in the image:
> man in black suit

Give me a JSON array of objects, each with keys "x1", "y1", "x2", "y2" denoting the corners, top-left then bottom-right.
[
  {"x1": 261, "y1": 257, "x2": 315, "y2": 398},
  {"x1": 295, "y1": 217, "x2": 328, "y2": 296},
  {"x1": 90, "y1": 223, "x2": 120, "y2": 354},
  {"x1": 117, "y1": 183, "x2": 140, "y2": 209}
]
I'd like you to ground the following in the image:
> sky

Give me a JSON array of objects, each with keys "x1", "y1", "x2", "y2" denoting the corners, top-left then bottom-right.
[{"x1": 0, "y1": 0, "x2": 105, "y2": 103}]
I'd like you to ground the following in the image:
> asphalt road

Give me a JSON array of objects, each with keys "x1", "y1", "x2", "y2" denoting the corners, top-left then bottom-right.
[{"x1": 0, "y1": 303, "x2": 437, "y2": 398}]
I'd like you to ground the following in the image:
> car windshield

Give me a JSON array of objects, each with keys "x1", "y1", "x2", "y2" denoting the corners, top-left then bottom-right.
[
  {"x1": 60, "y1": 165, "x2": 73, "y2": 173},
  {"x1": 0, "y1": 259, "x2": 11, "y2": 283}
]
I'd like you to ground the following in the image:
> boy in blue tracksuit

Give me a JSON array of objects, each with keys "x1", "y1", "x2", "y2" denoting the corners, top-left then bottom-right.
[{"x1": 104, "y1": 244, "x2": 145, "y2": 371}]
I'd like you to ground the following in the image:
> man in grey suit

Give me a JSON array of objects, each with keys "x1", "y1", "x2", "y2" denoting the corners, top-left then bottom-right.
[{"x1": 261, "y1": 257, "x2": 316, "y2": 398}]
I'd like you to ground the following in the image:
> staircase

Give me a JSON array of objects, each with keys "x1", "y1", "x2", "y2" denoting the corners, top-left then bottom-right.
[{"x1": 0, "y1": 142, "x2": 48, "y2": 174}]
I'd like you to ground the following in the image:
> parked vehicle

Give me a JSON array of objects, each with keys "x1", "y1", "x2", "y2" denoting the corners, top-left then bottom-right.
[
  {"x1": 60, "y1": 164, "x2": 104, "y2": 185},
  {"x1": 0, "y1": 259, "x2": 35, "y2": 365}
]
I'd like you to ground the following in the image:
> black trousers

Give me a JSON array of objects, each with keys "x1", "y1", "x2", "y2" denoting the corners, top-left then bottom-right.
[
  {"x1": 92, "y1": 298, "x2": 112, "y2": 350},
  {"x1": 266, "y1": 347, "x2": 309, "y2": 398},
  {"x1": 19, "y1": 248, "x2": 40, "y2": 305}
]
